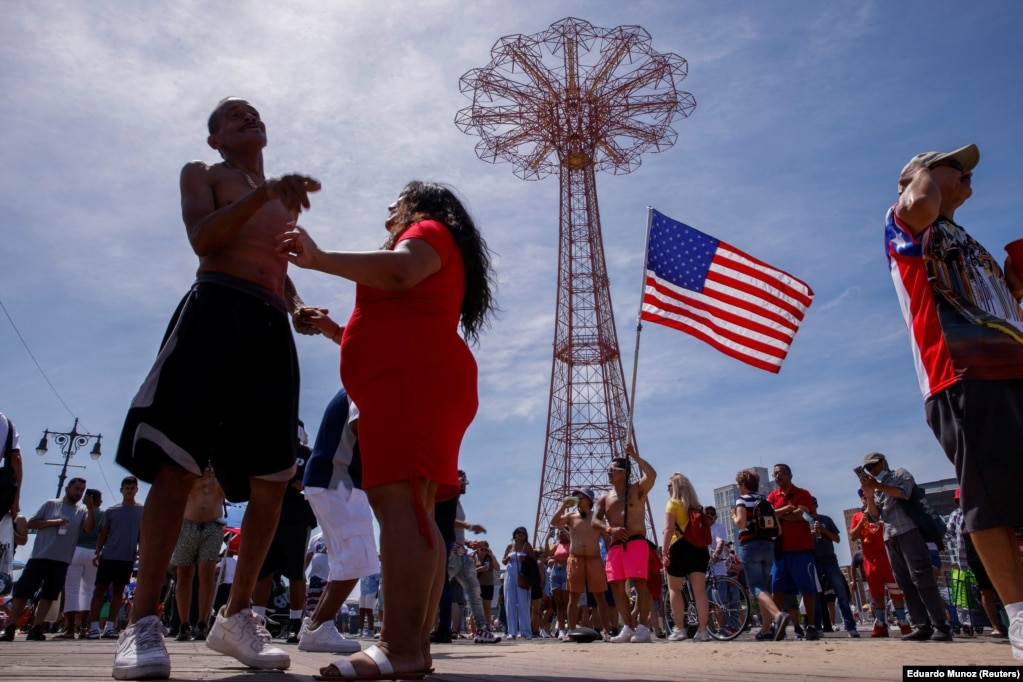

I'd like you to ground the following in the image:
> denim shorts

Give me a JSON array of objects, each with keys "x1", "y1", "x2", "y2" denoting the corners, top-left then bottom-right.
[{"x1": 736, "y1": 539, "x2": 774, "y2": 596}]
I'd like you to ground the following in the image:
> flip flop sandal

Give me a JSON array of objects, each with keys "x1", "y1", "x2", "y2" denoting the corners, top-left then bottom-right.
[{"x1": 314, "y1": 644, "x2": 428, "y2": 681}]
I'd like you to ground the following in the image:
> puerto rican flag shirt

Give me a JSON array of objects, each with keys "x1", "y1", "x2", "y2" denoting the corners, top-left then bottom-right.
[{"x1": 885, "y1": 206, "x2": 1023, "y2": 400}]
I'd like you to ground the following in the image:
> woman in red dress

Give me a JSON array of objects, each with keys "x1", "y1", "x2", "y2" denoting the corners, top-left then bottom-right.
[{"x1": 278, "y1": 181, "x2": 495, "y2": 680}]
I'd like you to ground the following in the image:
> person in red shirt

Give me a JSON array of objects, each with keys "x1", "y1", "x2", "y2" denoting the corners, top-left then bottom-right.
[
  {"x1": 849, "y1": 489, "x2": 910, "y2": 638},
  {"x1": 766, "y1": 464, "x2": 820, "y2": 640}
]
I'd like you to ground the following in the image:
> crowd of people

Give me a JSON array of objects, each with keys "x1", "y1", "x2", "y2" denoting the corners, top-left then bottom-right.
[{"x1": 1, "y1": 106, "x2": 1021, "y2": 682}]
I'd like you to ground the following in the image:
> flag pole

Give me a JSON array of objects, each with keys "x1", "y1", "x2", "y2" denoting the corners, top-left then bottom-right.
[{"x1": 624, "y1": 207, "x2": 655, "y2": 448}]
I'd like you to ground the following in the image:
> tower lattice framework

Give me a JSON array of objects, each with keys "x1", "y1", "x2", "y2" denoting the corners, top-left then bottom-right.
[{"x1": 456, "y1": 17, "x2": 695, "y2": 542}]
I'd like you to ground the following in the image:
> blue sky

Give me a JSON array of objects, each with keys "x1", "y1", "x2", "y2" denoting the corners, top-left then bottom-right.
[{"x1": 3, "y1": 1, "x2": 1022, "y2": 566}]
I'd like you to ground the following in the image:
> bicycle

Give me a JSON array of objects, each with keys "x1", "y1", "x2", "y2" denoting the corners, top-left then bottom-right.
[{"x1": 667, "y1": 561, "x2": 751, "y2": 641}]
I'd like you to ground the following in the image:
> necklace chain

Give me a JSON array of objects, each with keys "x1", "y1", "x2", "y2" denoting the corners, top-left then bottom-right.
[{"x1": 223, "y1": 160, "x2": 260, "y2": 190}]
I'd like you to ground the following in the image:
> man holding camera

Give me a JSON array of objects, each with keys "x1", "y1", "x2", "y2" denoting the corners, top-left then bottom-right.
[{"x1": 859, "y1": 453, "x2": 950, "y2": 642}]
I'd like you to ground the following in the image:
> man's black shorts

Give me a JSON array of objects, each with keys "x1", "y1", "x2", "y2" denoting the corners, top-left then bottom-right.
[
  {"x1": 115, "y1": 273, "x2": 299, "y2": 502},
  {"x1": 926, "y1": 379, "x2": 1023, "y2": 532},
  {"x1": 13, "y1": 558, "x2": 69, "y2": 601},
  {"x1": 95, "y1": 559, "x2": 134, "y2": 587}
]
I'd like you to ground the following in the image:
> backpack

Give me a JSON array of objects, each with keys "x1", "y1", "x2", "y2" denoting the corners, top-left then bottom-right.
[
  {"x1": 681, "y1": 507, "x2": 713, "y2": 548},
  {"x1": 749, "y1": 495, "x2": 781, "y2": 541}
]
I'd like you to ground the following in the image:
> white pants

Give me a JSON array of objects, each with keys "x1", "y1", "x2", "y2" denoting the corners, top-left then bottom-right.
[{"x1": 63, "y1": 546, "x2": 98, "y2": 612}]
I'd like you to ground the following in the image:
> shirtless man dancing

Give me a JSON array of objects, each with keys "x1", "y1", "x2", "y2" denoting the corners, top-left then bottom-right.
[
  {"x1": 551, "y1": 488, "x2": 614, "y2": 640},
  {"x1": 594, "y1": 443, "x2": 656, "y2": 643},
  {"x1": 170, "y1": 466, "x2": 226, "y2": 641},
  {"x1": 112, "y1": 97, "x2": 321, "y2": 680}
]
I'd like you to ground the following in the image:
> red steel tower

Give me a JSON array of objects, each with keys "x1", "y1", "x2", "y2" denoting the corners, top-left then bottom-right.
[{"x1": 456, "y1": 17, "x2": 695, "y2": 541}]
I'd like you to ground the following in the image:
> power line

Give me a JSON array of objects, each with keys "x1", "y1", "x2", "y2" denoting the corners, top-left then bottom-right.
[
  {"x1": 1, "y1": 297, "x2": 79, "y2": 421},
  {"x1": 3, "y1": 297, "x2": 118, "y2": 498}
]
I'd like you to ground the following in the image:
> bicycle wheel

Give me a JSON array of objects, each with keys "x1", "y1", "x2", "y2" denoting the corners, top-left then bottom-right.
[{"x1": 706, "y1": 577, "x2": 750, "y2": 641}]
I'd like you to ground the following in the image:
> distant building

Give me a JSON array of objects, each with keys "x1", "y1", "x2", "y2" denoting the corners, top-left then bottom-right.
[{"x1": 713, "y1": 466, "x2": 777, "y2": 546}]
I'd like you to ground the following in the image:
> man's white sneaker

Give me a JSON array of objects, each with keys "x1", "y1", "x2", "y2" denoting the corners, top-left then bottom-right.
[
  {"x1": 297, "y1": 618, "x2": 361, "y2": 654},
  {"x1": 87, "y1": 628, "x2": 101, "y2": 640},
  {"x1": 609, "y1": 625, "x2": 635, "y2": 643},
  {"x1": 1009, "y1": 612, "x2": 1023, "y2": 660},
  {"x1": 205, "y1": 607, "x2": 290, "y2": 670},
  {"x1": 692, "y1": 629, "x2": 712, "y2": 642},
  {"x1": 667, "y1": 627, "x2": 688, "y2": 641},
  {"x1": 630, "y1": 624, "x2": 653, "y2": 643},
  {"x1": 112, "y1": 615, "x2": 171, "y2": 680}
]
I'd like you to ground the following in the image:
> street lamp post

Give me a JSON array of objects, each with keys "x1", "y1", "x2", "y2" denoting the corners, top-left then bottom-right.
[{"x1": 35, "y1": 418, "x2": 102, "y2": 498}]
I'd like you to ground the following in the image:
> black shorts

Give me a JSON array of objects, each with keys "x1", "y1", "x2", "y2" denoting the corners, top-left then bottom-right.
[
  {"x1": 666, "y1": 538, "x2": 710, "y2": 578},
  {"x1": 13, "y1": 558, "x2": 69, "y2": 601},
  {"x1": 449, "y1": 578, "x2": 465, "y2": 604},
  {"x1": 925, "y1": 379, "x2": 1023, "y2": 532},
  {"x1": 480, "y1": 584, "x2": 494, "y2": 601},
  {"x1": 115, "y1": 273, "x2": 299, "y2": 502},
  {"x1": 96, "y1": 559, "x2": 134, "y2": 587},
  {"x1": 258, "y1": 523, "x2": 310, "y2": 581}
]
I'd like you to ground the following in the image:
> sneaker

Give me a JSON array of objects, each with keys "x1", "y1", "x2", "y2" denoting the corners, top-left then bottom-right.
[
  {"x1": 285, "y1": 618, "x2": 302, "y2": 644},
  {"x1": 804, "y1": 625, "x2": 820, "y2": 641},
  {"x1": 25, "y1": 626, "x2": 46, "y2": 641},
  {"x1": 1, "y1": 624, "x2": 15, "y2": 641},
  {"x1": 297, "y1": 619, "x2": 361, "y2": 653},
  {"x1": 1008, "y1": 612, "x2": 1023, "y2": 660},
  {"x1": 772, "y1": 613, "x2": 790, "y2": 641},
  {"x1": 847, "y1": 628, "x2": 860, "y2": 638},
  {"x1": 667, "y1": 627, "x2": 688, "y2": 641},
  {"x1": 691, "y1": 629, "x2": 712, "y2": 642},
  {"x1": 473, "y1": 628, "x2": 502, "y2": 644},
  {"x1": 192, "y1": 623, "x2": 207, "y2": 642},
  {"x1": 870, "y1": 622, "x2": 889, "y2": 638},
  {"x1": 205, "y1": 607, "x2": 290, "y2": 670},
  {"x1": 754, "y1": 628, "x2": 775, "y2": 641},
  {"x1": 930, "y1": 626, "x2": 953, "y2": 642},
  {"x1": 538, "y1": 628, "x2": 550, "y2": 639},
  {"x1": 630, "y1": 624, "x2": 652, "y2": 643},
  {"x1": 174, "y1": 626, "x2": 191, "y2": 642},
  {"x1": 87, "y1": 628, "x2": 102, "y2": 640},
  {"x1": 610, "y1": 625, "x2": 635, "y2": 643},
  {"x1": 112, "y1": 615, "x2": 171, "y2": 680},
  {"x1": 898, "y1": 621, "x2": 913, "y2": 636},
  {"x1": 103, "y1": 628, "x2": 121, "y2": 639},
  {"x1": 429, "y1": 631, "x2": 452, "y2": 644}
]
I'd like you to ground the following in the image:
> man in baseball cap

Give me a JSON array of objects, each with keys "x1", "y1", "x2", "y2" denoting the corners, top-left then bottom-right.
[{"x1": 884, "y1": 141, "x2": 1023, "y2": 660}]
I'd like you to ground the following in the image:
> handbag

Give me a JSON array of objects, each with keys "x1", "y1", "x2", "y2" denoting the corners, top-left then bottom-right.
[
  {"x1": 897, "y1": 484, "x2": 946, "y2": 549},
  {"x1": 516, "y1": 557, "x2": 531, "y2": 589}
]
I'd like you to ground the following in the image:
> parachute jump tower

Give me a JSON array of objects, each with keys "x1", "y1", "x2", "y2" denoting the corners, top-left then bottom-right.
[{"x1": 456, "y1": 17, "x2": 695, "y2": 540}]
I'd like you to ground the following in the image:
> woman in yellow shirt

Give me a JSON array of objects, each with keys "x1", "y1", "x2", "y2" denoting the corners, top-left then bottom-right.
[{"x1": 662, "y1": 472, "x2": 710, "y2": 641}]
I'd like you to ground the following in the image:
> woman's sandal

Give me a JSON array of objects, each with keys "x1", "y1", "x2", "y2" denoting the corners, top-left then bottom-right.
[{"x1": 313, "y1": 644, "x2": 428, "y2": 681}]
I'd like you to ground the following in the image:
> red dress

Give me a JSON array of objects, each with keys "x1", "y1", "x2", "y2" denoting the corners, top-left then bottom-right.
[{"x1": 340, "y1": 220, "x2": 477, "y2": 502}]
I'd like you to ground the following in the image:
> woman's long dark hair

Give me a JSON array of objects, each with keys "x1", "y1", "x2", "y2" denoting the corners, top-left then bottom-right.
[{"x1": 385, "y1": 181, "x2": 496, "y2": 344}]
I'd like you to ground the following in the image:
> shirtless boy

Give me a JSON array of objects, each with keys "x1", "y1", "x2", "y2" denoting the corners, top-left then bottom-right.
[
  {"x1": 594, "y1": 443, "x2": 656, "y2": 643},
  {"x1": 112, "y1": 97, "x2": 321, "y2": 680},
  {"x1": 551, "y1": 488, "x2": 613, "y2": 640},
  {"x1": 170, "y1": 466, "x2": 226, "y2": 642}
]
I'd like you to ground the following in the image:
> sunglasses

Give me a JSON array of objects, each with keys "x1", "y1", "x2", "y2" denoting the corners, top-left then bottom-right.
[{"x1": 931, "y1": 158, "x2": 964, "y2": 173}]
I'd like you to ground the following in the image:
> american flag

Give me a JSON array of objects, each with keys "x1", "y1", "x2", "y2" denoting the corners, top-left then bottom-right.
[{"x1": 641, "y1": 209, "x2": 814, "y2": 373}]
